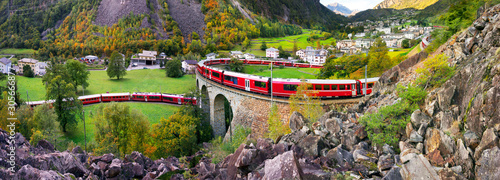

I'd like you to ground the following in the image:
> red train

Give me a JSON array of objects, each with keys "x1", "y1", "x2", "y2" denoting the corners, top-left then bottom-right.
[
  {"x1": 28, "y1": 92, "x2": 196, "y2": 107},
  {"x1": 197, "y1": 59, "x2": 379, "y2": 98}
]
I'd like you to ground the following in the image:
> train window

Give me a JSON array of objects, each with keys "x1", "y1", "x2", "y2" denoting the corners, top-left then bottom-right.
[
  {"x1": 150, "y1": 96, "x2": 160, "y2": 99},
  {"x1": 205, "y1": 69, "x2": 209, "y2": 74},
  {"x1": 255, "y1": 81, "x2": 266, "y2": 88},
  {"x1": 346, "y1": 85, "x2": 350, "y2": 90},
  {"x1": 184, "y1": 99, "x2": 192, "y2": 103},
  {"x1": 165, "y1": 97, "x2": 174, "y2": 101},
  {"x1": 315, "y1": 85, "x2": 322, "y2": 90},
  {"x1": 351, "y1": 84, "x2": 355, "y2": 90},
  {"x1": 332, "y1": 85, "x2": 337, "y2": 90},
  {"x1": 137, "y1": 96, "x2": 144, "y2": 98},
  {"x1": 308, "y1": 85, "x2": 314, "y2": 90},
  {"x1": 368, "y1": 83, "x2": 374, "y2": 88},
  {"x1": 339, "y1": 85, "x2": 345, "y2": 90},
  {"x1": 324, "y1": 85, "x2": 330, "y2": 90},
  {"x1": 284, "y1": 84, "x2": 298, "y2": 91},
  {"x1": 225, "y1": 75, "x2": 238, "y2": 84},
  {"x1": 212, "y1": 72, "x2": 220, "y2": 78}
]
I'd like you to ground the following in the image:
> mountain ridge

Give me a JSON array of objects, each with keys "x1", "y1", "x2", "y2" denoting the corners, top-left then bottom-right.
[
  {"x1": 326, "y1": 2, "x2": 359, "y2": 16},
  {"x1": 374, "y1": 0, "x2": 439, "y2": 10}
]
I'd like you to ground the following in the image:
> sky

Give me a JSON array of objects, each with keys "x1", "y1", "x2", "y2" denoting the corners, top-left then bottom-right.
[{"x1": 320, "y1": 0, "x2": 384, "y2": 11}]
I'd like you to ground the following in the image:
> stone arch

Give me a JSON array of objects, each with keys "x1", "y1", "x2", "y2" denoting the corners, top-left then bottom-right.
[{"x1": 213, "y1": 94, "x2": 233, "y2": 137}]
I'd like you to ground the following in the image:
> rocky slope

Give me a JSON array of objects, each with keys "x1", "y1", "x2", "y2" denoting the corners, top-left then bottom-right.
[{"x1": 374, "y1": 0, "x2": 439, "y2": 10}]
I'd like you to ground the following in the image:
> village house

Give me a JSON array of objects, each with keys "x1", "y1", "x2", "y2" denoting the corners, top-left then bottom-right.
[
  {"x1": 355, "y1": 39, "x2": 373, "y2": 48},
  {"x1": 295, "y1": 46, "x2": 329, "y2": 65},
  {"x1": 230, "y1": 51, "x2": 244, "y2": 58},
  {"x1": 83, "y1": 55, "x2": 98, "y2": 63},
  {"x1": 0, "y1": 57, "x2": 11, "y2": 74},
  {"x1": 244, "y1": 53, "x2": 255, "y2": 59},
  {"x1": 18, "y1": 58, "x2": 39, "y2": 72},
  {"x1": 266, "y1": 47, "x2": 279, "y2": 59},
  {"x1": 35, "y1": 62, "x2": 48, "y2": 76},
  {"x1": 182, "y1": 60, "x2": 198, "y2": 74},
  {"x1": 132, "y1": 50, "x2": 158, "y2": 65},
  {"x1": 336, "y1": 40, "x2": 355, "y2": 49},
  {"x1": 206, "y1": 53, "x2": 218, "y2": 60}
]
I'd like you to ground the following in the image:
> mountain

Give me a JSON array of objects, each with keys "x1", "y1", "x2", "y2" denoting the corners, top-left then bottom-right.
[
  {"x1": 237, "y1": 0, "x2": 348, "y2": 30},
  {"x1": 374, "y1": 0, "x2": 439, "y2": 10},
  {"x1": 326, "y1": 2, "x2": 358, "y2": 16}
]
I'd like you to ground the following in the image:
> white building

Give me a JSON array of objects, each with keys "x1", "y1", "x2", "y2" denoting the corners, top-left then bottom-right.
[
  {"x1": 206, "y1": 53, "x2": 218, "y2": 60},
  {"x1": 376, "y1": 27, "x2": 391, "y2": 34},
  {"x1": 337, "y1": 40, "x2": 355, "y2": 49},
  {"x1": 383, "y1": 38, "x2": 398, "y2": 48},
  {"x1": 182, "y1": 60, "x2": 198, "y2": 74},
  {"x1": 0, "y1": 57, "x2": 11, "y2": 74},
  {"x1": 35, "y1": 62, "x2": 48, "y2": 76},
  {"x1": 244, "y1": 53, "x2": 255, "y2": 59},
  {"x1": 230, "y1": 51, "x2": 243, "y2": 58},
  {"x1": 295, "y1": 46, "x2": 329, "y2": 65},
  {"x1": 266, "y1": 47, "x2": 279, "y2": 59},
  {"x1": 133, "y1": 50, "x2": 158, "y2": 65},
  {"x1": 404, "y1": 32, "x2": 415, "y2": 39},
  {"x1": 355, "y1": 39, "x2": 373, "y2": 48}
]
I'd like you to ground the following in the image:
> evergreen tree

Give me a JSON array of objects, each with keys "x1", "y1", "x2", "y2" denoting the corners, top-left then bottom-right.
[
  {"x1": 229, "y1": 58, "x2": 244, "y2": 72},
  {"x1": 23, "y1": 65, "x2": 35, "y2": 77},
  {"x1": 260, "y1": 41, "x2": 267, "y2": 51},
  {"x1": 107, "y1": 51, "x2": 127, "y2": 80}
]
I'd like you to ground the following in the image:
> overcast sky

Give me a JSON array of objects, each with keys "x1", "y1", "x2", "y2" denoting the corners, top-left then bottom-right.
[{"x1": 320, "y1": 0, "x2": 383, "y2": 11}]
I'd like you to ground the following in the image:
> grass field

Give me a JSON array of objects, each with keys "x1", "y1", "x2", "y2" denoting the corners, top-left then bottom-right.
[
  {"x1": 235, "y1": 29, "x2": 336, "y2": 57},
  {"x1": 64, "y1": 102, "x2": 180, "y2": 146},
  {"x1": 0, "y1": 48, "x2": 36, "y2": 55},
  {"x1": 13, "y1": 69, "x2": 197, "y2": 101},
  {"x1": 243, "y1": 65, "x2": 319, "y2": 79},
  {"x1": 388, "y1": 48, "x2": 412, "y2": 58}
]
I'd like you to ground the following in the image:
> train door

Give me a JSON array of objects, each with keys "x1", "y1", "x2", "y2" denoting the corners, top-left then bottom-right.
[
  {"x1": 356, "y1": 81, "x2": 362, "y2": 96},
  {"x1": 178, "y1": 98, "x2": 182, "y2": 105},
  {"x1": 245, "y1": 79, "x2": 250, "y2": 91},
  {"x1": 351, "y1": 84, "x2": 356, "y2": 97},
  {"x1": 145, "y1": 96, "x2": 148, "y2": 102}
]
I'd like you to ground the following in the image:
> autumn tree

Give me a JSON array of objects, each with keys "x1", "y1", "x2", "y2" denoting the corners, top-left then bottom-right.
[
  {"x1": 367, "y1": 38, "x2": 392, "y2": 76},
  {"x1": 316, "y1": 40, "x2": 321, "y2": 49},
  {"x1": 267, "y1": 104, "x2": 290, "y2": 142},
  {"x1": 151, "y1": 112, "x2": 199, "y2": 158},
  {"x1": 292, "y1": 41, "x2": 298, "y2": 54},
  {"x1": 32, "y1": 104, "x2": 60, "y2": 147},
  {"x1": 107, "y1": 51, "x2": 127, "y2": 80},
  {"x1": 93, "y1": 102, "x2": 151, "y2": 157},
  {"x1": 66, "y1": 59, "x2": 90, "y2": 93},
  {"x1": 42, "y1": 58, "x2": 81, "y2": 133},
  {"x1": 243, "y1": 37, "x2": 251, "y2": 50},
  {"x1": 289, "y1": 81, "x2": 323, "y2": 124},
  {"x1": 16, "y1": 105, "x2": 35, "y2": 141}
]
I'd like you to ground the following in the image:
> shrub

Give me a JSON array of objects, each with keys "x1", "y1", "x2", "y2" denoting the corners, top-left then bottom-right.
[
  {"x1": 267, "y1": 105, "x2": 290, "y2": 142},
  {"x1": 279, "y1": 65, "x2": 284, "y2": 69},
  {"x1": 416, "y1": 54, "x2": 455, "y2": 89},
  {"x1": 207, "y1": 126, "x2": 251, "y2": 164},
  {"x1": 396, "y1": 84, "x2": 427, "y2": 106},
  {"x1": 30, "y1": 130, "x2": 45, "y2": 147},
  {"x1": 359, "y1": 100, "x2": 417, "y2": 149}
]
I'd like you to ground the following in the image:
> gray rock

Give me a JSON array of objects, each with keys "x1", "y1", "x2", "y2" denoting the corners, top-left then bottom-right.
[
  {"x1": 263, "y1": 151, "x2": 304, "y2": 179},
  {"x1": 438, "y1": 168, "x2": 467, "y2": 180},
  {"x1": 378, "y1": 154, "x2": 394, "y2": 172},
  {"x1": 106, "y1": 159, "x2": 122, "y2": 178},
  {"x1": 324, "y1": 118, "x2": 342, "y2": 135},
  {"x1": 289, "y1": 111, "x2": 306, "y2": 132},
  {"x1": 37, "y1": 140, "x2": 55, "y2": 152},
  {"x1": 101, "y1": 153, "x2": 114, "y2": 163},
  {"x1": 71, "y1": 146, "x2": 84, "y2": 154},
  {"x1": 235, "y1": 148, "x2": 257, "y2": 167},
  {"x1": 326, "y1": 145, "x2": 354, "y2": 167},
  {"x1": 475, "y1": 147, "x2": 500, "y2": 179},
  {"x1": 299, "y1": 158, "x2": 331, "y2": 180},
  {"x1": 382, "y1": 166, "x2": 402, "y2": 180},
  {"x1": 455, "y1": 139, "x2": 473, "y2": 178},
  {"x1": 353, "y1": 148, "x2": 372, "y2": 162},
  {"x1": 409, "y1": 130, "x2": 423, "y2": 143},
  {"x1": 410, "y1": 109, "x2": 431, "y2": 129},
  {"x1": 382, "y1": 144, "x2": 395, "y2": 155},
  {"x1": 474, "y1": 128, "x2": 499, "y2": 160},
  {"x1": 400, "y1": 153, "x2": 440, "y2": 180},
  {"x1": 416, "y1": 143, "x2": 423, "y2": 153},
  {"x1": 297, "y1": 134, "x2": 329, "y2": 157},
  {"x1": 15, "y1": 165, "x2": 74, "y2": 180},
  {"x1": 417, "y1": 122, "x2": 428, "y2": 136},
  {"x1": 437, "y1": 111, "x2": 454, "y2": 131},
  {"x1": 464, "y1": 130, "x2": 480, "y2": 149}
]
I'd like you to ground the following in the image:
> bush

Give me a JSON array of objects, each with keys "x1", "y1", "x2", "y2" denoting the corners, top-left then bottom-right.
[
  {"x1": 267, "y1": 105, "x2": 290, "y2": 142},
  {"x1": 207, "y1": 126, "x2": 251, "y2": 164},
  {"x1": 359, "y1": 100, "x2": 417, "y2": 149},
  {"x1": 416, "y1": 54, "x2": 455, "y2": 89},
  {"x1": 396, "y1": 84, "x2": 427, "y2": 106},
  {"x1": 279, "y1": 65, "x2": 284, "y2": 69},
  {"x1": 30, "y1": 130, "x2": 45, "y2": 147}
]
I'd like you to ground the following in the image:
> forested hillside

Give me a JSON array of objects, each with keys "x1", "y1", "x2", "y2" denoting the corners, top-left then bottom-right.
[
  {"x1": 374, "y1": 0, "x2": 439, "y2": 10},
  {"x1": 237, "y1": 0, "x2": 348, "y2": 30}
]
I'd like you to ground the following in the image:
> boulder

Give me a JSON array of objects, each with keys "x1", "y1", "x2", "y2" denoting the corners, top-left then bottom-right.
[
  {"x1": 473, "y1": 128, "x2": 499, "y2": 160},
  {"x1": 326, "y1": 145, "x2": 354, "y2": 167},
  {"x1": 26, "y1": 151, "x2": 89, "y2": 177},
  {"x1": 382, "y1": 144, "x2": 395, "y2": 155},
  {"x1": 341, "y1": 129, "x2": 358, "y2": 151},
  {"x1": 382, "y1": 167, "x2": 402, "y2": 180},
  {"x1": 400, "y1": 153, "x2": 440, "y2": 180},
  {"x1": 437, "y1": 111, "x2": 454, "y2": 131},
  {"x1": 437, "y1": 84, "x2": 456, "y2": 110},
  {"x1": 101, "y1": 153, "x2": 115, "y2": 163},
  {"x1": 418, "y1": 123, "x2": 428, "y2": 136},
  {"x1": 455, "y1": 139, "x2": 474, "y2": 178},
  {"x1": 378, "y1": 154, "x2": 394, "y2": 172},
  {"x1": 262, "y1": 151, "x2": 304, "y2": 180},
  {"x1": 409, "y1": 130, "x2": 423, "y2": 143},
  {"x1": 299, "y1": 158, "x2": 331, "y2": 180},
  {"x1": 324, "y1": 118, "x2": 342, "y2": 135},
  {"x1": 426, "y1": 150, "x2": 445, "y2": 167},
  {"x1": 297, "y1": 134, "x2": 329, "y2": 158},
  {"x1": 235, "y1": 148, "x2": 257, "y2": 168},
  {"x1": 411, "y1": 109, "x2": 432, "y2": 128},
  {"x1": 279, "y1": 126, "x2": 309, "y2": 145},
  {"x1": 105, "y1": 159, "x2": 122, "y2": 178},
  {"x1": 71, "y1": 146, "x2": 84, "y2": 154},
  {"x1": 424, "y1": 128, "x2": 455, "y2": 156},
  {"x1": 125, "y1": 151, "x2": 153, "y2": 169},
  {"x1": 37, "y1": 140, "x2": 55, "y2": 152},
  {"x1": 475, "y1": 147, "x2": 500, "y2": 180},
  {"x1": 289, "y1": 111, "x2": 306, "y2": 132},
  {"x1": 406, "y1": 122, "x2": 413, "y2": 138},
  {"x1": 438, "y1": 168, "x2": 467, "y2": 180},
  {"x1": 464, "y1": 130, "x2": 480, "y2": 149},
  {"x1": 353, "y1": 125, "x2": 368, "y2": 140},
  {"x1": 15, "y1": 165, "x2": 74, "y2": 180}
]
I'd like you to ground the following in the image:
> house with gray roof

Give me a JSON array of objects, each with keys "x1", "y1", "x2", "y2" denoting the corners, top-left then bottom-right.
[{"x1": 0, "y1": 57, "x2": 11, "y2": 74}]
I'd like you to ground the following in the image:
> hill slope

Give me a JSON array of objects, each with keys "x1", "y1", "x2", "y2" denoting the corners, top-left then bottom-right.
[
  {"x1": 237, "y1": 0, "x2": 348, "y2": 30},
  {"x1": 374, "y1": 0, "x2": 439, "y2": 10}
]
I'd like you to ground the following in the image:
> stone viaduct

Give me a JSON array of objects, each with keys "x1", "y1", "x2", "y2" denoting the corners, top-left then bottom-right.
[{"x1": 196, "y1": 72, "x2": 361, "y2": 140}]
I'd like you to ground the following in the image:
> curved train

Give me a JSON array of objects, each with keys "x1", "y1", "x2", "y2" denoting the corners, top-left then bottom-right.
[
  {"x1": 28, "y1": 92, "x2": 197, "y2": 107},
  {"x1": 198, "y1": 59, "x2": 379, "y2": 98}
]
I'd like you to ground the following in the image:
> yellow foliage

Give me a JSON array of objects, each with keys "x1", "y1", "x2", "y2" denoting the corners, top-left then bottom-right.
[{"x1": 289, "y1": 81, "x2": 323, "y2": 124}]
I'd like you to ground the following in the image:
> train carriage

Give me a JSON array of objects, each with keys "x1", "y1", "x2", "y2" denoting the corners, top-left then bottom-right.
[
  {"x1": 271, "y1": 79, "x2": 302, "y2": 97},
  {"x1": 78, "y1": 94, "x2": 102, "y2": 105},
  {"x1": 131, "y1": 92, "x2": 162, "y2": 102},
  {"x1": 181, "y1": 97, "x2": 197, "y2": 105},
  {"x1": 162, "y1": 94, "x2": 184, "y2": 104},
  {"x1": 28, "y1": 100, "x2": 55, "y2": 108},
  {"x1": 208, "y1": 68, "x2": 224, "y2": 83},
  {"x1": 101, "y1": 93, "x2": 130, "y2": 102},
  {"x1": 356, "y1": 77, "x2": 379, "y2": 96},
  {"x1": 308, "y1": 79, "x2": 358, "y2": 97}
]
